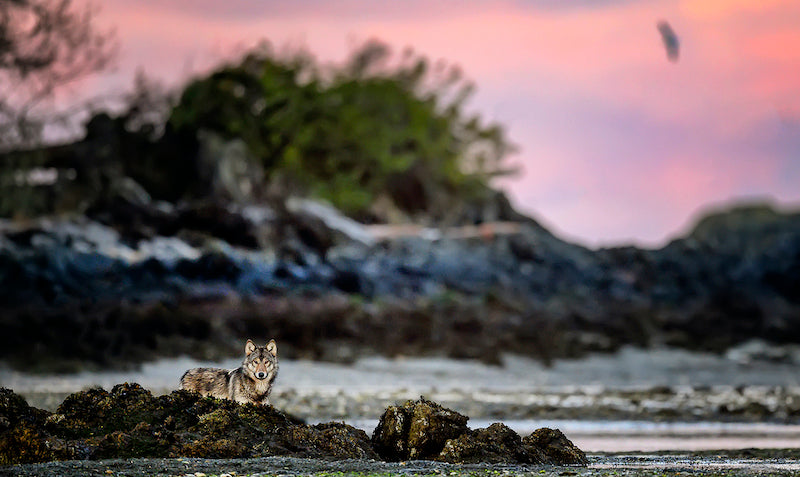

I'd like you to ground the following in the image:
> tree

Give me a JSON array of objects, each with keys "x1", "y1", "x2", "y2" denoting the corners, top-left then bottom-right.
[
  {"x1": 169, "y1": 40, "x2": 518, "y2": 222},
  {"x1": 0, "y1": 0, "x2": 115, "y2": 217},
  {"x1": 0, "y1": 0, "x2": 116, "y2": 148}
]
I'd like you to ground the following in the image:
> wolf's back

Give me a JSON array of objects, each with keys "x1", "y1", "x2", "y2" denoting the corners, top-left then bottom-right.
[{"x1": 180, "y1": 367, "x2": 231, "y2": 399}]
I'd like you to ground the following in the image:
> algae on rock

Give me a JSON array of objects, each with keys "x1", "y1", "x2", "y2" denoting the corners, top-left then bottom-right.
[{"x1": 0, "y1": 387, "x2": 586, "y2": 467}]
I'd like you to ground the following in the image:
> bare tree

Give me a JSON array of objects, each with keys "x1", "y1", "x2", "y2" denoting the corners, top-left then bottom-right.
[{"x1": 0, "y1": 0, "x2": 116, "y2": 148}]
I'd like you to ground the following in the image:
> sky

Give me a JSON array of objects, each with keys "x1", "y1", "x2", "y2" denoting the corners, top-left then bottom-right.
[{"x1": 73, "y1": 0, "x2": 800, "y2": 248}]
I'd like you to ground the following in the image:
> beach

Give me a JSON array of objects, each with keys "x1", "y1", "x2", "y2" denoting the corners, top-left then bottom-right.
[{"x1": 3, "y1": 345, "x2": 800, "y2": 476}]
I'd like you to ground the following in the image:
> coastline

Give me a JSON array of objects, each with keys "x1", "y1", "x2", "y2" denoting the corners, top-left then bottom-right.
[{"x1": 3, "y1": 347, "x2": 800, "y2": 476}]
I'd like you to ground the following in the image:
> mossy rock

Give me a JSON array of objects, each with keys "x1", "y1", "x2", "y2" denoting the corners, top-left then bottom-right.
[
  {"x1": 439, "y1": 422, "x2": 542, "y2": 464},
  {"x1": 0, "y1": 388, "x2": 54, "y2": 464},
  {"x1": 89, "y1": 421, "x2": 173, "y2": 459},
  {"x1": 180, "y1": 436, "x2": 249, "y2": 458},
  {"x1": 0, "y1": 387, "x2": 48, "y2": 428},
  {"x1": 286, "y1": 422, "x2": 378, "y2": 460},
  {"x1": 0, "y1": 386, "x2": 588, "y2": 465},
  {"x1": 52, "y1": 383, "x2": 160, "y2": 437},
  {"x1": 372, "y1": 397, "x2": 469, "y2": 461},
  {"x1": 523, "y1": 427, "x2": 588, "y2": 465},
  {"x1": 0, "y1": 423, "x2": 53, "y2": 465}
]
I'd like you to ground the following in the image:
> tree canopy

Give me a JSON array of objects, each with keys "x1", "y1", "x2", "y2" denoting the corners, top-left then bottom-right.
[
  {"x1": 0, "y1": 0, "x2": 115, "y2": 147},
  {"x1": 169, "y1": 40, "x2": 518, "y2": 221},
  {"x1": 0, "y1": 0, "x2": 115, "y2": 217}
]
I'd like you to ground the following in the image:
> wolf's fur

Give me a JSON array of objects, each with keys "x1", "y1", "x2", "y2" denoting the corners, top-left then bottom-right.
[{"x1": 180, "y1": 339, "x2": 278, "y2": 405}]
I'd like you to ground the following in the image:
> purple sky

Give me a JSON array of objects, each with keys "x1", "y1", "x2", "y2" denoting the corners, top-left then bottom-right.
[{"x1": 75, "y1": 0, "x2": 800, "y2": 247}]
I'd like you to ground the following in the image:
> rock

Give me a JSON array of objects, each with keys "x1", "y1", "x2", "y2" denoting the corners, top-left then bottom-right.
[
  {"x1": 174, "y1": 201, "x2": 262, "y2": 249},
  {"x1": 174, "y1": 251, "x2": 242, "y2": 281},
  {"x1": 1, "y1": 388, "x2": 588, "y2": 466},
  {"x1": 113, "y1": 176, "x2": 153, "y2": 208},
  {"x1": 0, "y1": 388, "x2": 48, "y2": 431},
  {"x1": 725, "y1": 339, "x2": 800, "y2": 365},
  {"x1": 523, "y1": 427, "x2": 588, "y2": 466},
  {"x1": 287, "y1": 198, "x2": 376, "y2": 247},
  {"x1": 371, "y1": 397, "x2": 469, "y2": 461},
  {"x1": 285, "y1": 422, "x2": 378, "y2": 460},
  {"x1": 0, "y1": 388, "x2": 52, "y2": 464},
  {"x1": 196, "y1": 131, "x2": 265, "y2": 204},
  {"x1": 4, "y1": 200, "x2": 800, "y2": 371},
  {"x1": 0, "y1": 384, "x2": 380, "y2": 464},
  {"x1": 439, "y1": 422, "x2": 543, "y2": 464}
]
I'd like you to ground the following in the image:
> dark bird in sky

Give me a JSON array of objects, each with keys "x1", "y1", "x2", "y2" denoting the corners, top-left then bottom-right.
[{"x1": 657, "y1": 20, "x2": 680, "y2": 62}]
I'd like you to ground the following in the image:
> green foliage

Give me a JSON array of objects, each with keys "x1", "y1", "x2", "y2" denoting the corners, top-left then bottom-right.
[{"x1": 169, "y1": 40, "x2": 517, "y2": 218}]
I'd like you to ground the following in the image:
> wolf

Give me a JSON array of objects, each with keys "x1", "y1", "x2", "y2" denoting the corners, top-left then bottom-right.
[{"x1": 180, "y1": 339, "x2": 278, "y2": 405}]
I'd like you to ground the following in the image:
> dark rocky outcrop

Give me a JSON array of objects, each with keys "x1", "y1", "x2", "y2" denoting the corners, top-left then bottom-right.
[
  {"x1": 372, "y1": 397, "x2": 469, "y2": 461},
  {"x1": 371, "y1": 398, "x2": 586, "y2": 465},
  {"x1": 0, "y1": 384, "x2": 374, "y2": 464},
  {"x1": 0, "y1": 388, "x2": 52, "y2": 464},
  {"x1": 524, "y1": 427, "x2": 589, "y2": 466},
  {"x1": 439, "y1": 422, "x2": 543, "y2": 464},
  {"x1": 0, "y1": 388, "x2": 585, "y2": 466},
  {"x1": 1, "y1": 201, "x2": 800, "y2": 370}
]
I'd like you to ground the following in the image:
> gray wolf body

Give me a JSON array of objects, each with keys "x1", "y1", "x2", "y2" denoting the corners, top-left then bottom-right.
[{"x1": 180, "y1": 339, "x2": 278, "y2": 405}]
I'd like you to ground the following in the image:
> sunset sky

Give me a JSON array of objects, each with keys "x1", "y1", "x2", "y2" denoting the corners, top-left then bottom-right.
[{"x1": 76, "y1": 0, "x2": 800, "y2": 247}]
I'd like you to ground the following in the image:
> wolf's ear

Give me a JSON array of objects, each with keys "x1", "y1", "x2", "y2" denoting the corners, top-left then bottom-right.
[
  {"x1": 245, "y1": 339, "x2": 257, "y2": 356},
  {"x1": 266, "y1": 339, "x2": 277, "y2": 356}
]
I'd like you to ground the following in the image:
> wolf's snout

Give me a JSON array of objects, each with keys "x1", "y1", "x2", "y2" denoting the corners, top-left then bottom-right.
[{"x1": 256, "y1": 372, "x2": 267, "y2": 380}]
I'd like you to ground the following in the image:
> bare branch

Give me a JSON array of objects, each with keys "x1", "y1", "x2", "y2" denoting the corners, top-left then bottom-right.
[{"x1": 0, "y1": 0, "x2": 117, "y2": 148}]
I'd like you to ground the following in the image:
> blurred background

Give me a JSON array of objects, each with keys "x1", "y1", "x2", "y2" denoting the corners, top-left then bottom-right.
[{"x1": 1, "y1": 0, "x2": 800, "y2": 453}]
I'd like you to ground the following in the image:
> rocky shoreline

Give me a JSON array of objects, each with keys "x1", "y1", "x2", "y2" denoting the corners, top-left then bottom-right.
[
  {"x1": 2, "y1": 199, "x2": 800, "y2": 372},
  {"x1": 4, "y1": 350, "x2": 800, "y2": 475}
]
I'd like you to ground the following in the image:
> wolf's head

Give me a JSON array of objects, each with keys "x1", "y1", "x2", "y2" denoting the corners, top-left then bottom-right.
[{"x1": 243, "y1": 339, "x2": 278, "y2": 381}]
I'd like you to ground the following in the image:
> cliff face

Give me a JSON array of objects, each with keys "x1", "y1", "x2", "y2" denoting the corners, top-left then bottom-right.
[{"x1": 1, "y1": 199, "x2": 798, "y2": 369}]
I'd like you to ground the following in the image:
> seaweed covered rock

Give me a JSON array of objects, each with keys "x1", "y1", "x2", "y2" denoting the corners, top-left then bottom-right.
[
  {"x1": 371, "y1": 399, "x2": 587, "y2": 466},
  {"x1": 0, "y1": 387, "x2": 48, "y2": 431},
  {"x1": 0, "y1": 388, "x2": 53, "y2": 464},
  {"x1": 439, "y1": 422, "x2": 544, "y2": 464},
  {"x1": 286, "y1": 422, "x2": 378, "y2": 460},
  {"x1": 372, "y1": 397, "x2": 469, "y2": 461},
  {"x1": 523, "y1": 427, "x2": 588, "y2": 465},
  {"x1": 0, "y1": 384, "x2": 376, "y2": 464},
  {"x1": 0, "y1": 387, "x2": 587, "y2": 466},
  {"x1": 51, "y1": 383, "x2": 160, "y2": 437}
]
